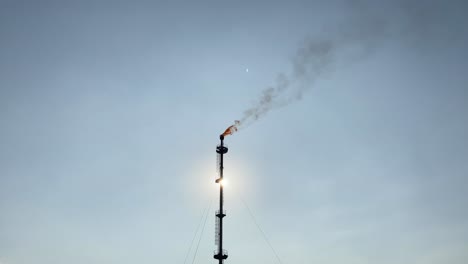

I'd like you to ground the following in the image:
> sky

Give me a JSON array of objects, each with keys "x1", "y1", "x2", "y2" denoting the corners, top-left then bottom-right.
[{"x1": 1, "y1": 0, "x2": 468, "y2": 263}]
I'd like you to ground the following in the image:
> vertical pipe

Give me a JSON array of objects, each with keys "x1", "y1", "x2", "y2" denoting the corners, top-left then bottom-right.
[
  {"x1": 219, "y1": 136, "x2": 224, "y2": 264},
  {"x1": 215, "y1": 135, "x2": 227, "y2": 264}
]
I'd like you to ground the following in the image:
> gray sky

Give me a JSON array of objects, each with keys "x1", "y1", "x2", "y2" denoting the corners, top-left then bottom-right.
[{"x1": 1, "y1": 1, "x2": 468, "y2": 263}]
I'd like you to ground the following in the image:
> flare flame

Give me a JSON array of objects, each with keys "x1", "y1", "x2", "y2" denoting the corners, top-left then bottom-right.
[{"x1": 221, "y1": 120, "x2": 240, "y2": 137}]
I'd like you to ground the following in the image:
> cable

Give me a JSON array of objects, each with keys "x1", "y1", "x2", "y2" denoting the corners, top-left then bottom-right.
[
  {"x1": 191, "y1": 199, "x2": 212, "y2": 264},
  {"x1": 239, "y1": 194, "x2": 284, "y2": 264},
  {"x1": 183, "y1": 201, "x2": 210, "y2": 264}
]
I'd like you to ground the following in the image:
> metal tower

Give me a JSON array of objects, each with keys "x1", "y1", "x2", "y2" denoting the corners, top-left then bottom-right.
[{"x1": 214, "y1": 134, "x2": 228, "y2": 263}]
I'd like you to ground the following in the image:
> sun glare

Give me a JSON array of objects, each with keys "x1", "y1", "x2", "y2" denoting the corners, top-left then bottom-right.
[{"x1": 220, "y1": 179, "x2": 228, "y2": 187}]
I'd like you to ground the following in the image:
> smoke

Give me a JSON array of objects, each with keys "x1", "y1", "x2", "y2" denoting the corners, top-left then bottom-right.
[
  {"x1": 221, "y1": 0, "x2": 467, "y2": 136},
  {"x1": 222, "y1": 16, "x2": 387, "y2": 136}
]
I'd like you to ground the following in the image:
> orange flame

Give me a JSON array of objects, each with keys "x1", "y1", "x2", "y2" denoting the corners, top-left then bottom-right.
[{"x1": 221, "y1": 120, "x2": 240, "y2": 137}]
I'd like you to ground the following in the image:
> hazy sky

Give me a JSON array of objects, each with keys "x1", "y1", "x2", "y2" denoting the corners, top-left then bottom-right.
[{"x1": 1, "y1": 1, "x2": 468, "y2": 264}]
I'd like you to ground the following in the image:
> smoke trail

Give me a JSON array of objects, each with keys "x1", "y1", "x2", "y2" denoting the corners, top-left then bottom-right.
[
  {"x1": 220, "y1": 0, "x2": 468, "y2": 137},
  {"x1": 219, "y1": 0, "x2": 468, "y2": 138},
  {"x1": 221, "y1": 17, "x2": 387, "y2": 137}
]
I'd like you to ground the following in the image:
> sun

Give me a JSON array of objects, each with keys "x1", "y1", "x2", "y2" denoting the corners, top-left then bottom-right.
[{"x1": 220, "y1": 178, "x2": 228, "y2": 187}]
